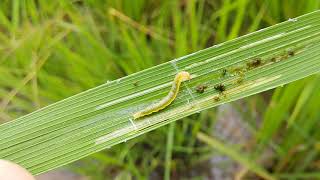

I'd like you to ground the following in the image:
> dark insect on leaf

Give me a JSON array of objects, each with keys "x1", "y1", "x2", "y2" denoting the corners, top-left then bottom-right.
[
  {"x1": 196, "y1": 85, "x2": 208, "y2": 93},
  {"x1": 214, "y1": 84, "x2": 226, "y2": 92}
]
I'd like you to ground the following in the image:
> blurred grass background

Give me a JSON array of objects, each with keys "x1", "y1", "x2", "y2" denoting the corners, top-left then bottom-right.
[{"x1": 0, "y1": 0, "x2": 320, "y2": 179}]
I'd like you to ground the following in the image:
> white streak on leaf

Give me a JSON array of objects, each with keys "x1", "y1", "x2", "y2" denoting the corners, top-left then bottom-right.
[
  {"x1": 239, "y1": 33, "x2": 285, "y2": 49},
  {"x1": 96, "y1": 82, "x2": 172, "y2": 110}
]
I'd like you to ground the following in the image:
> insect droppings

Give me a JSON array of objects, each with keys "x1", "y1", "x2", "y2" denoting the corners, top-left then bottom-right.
[
  {"x1": 236, "y1": 75, "x2": 244, "y2": 84},
  {"x1": 196, "y1": 85, "x2": 208, "y2": 93},
  {"x1": 221, "y1": 69, "x2": 227, "y2": 77},
  {"x1": 214, "y1": 84, "x2": 226, "y2": 93},
  {"x1": 133, "y1": 81, "x2": 139, "y2": 87},
  {"x1": 288, "y1": 50, "x2": 295, "y2": 56},
  {"x1": 213, "y1": 96, "x2": 220, "y2": 102},
  {"x1": 133, "y1": 71, "x2": 191, "y2": 120},
  {"x1": 270, "y1": 57, "x2": 277, "y2": 62},
  {"x1": 247, "y1": 58, "x2": 262, "y2": 69}
]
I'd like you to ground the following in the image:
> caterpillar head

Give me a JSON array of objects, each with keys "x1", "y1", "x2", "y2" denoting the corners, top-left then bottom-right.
[{"x1": 177, "y1": 71, "x2": 191, "y2": 81}]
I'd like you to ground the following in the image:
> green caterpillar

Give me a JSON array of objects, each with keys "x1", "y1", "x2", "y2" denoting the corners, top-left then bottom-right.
[{"x1": 133, "y1": 71, "x2": 191, "y2": 119}]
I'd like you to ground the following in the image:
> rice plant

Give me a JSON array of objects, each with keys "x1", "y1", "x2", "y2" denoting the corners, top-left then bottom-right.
[{"x1": 0, "y1": 1, "x2": 320, "y2": 179}]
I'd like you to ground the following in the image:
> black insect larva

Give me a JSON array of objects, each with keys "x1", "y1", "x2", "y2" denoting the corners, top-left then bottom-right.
[{"x1": 214, "y1": 84, "x2": 226, "y2": 93}]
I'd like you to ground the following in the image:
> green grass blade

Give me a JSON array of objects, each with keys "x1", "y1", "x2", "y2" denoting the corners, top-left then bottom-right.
[
  {"x1": 164, "y1": 122, "x2": 175, "y2": 180},
  {"x1": 0, "y1": 10, "x2": 320, "y2": 175}
]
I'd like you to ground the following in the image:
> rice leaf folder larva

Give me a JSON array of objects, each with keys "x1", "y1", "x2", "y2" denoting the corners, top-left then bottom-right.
[{"x1": 133, "y1": 71, "x2": 191, "y2": 119}]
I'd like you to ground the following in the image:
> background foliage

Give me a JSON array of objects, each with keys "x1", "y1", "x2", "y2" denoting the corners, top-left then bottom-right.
[{"x1": 0, "y1": 0, "x2": 320, "y2": 179}]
